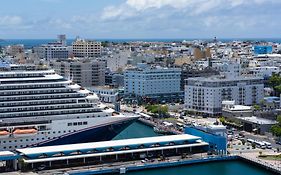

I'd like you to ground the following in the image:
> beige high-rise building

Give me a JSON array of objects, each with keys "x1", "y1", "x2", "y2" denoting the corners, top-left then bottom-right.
[
  {"x1": 72, "y1": 39, "x2": 102, "y2": 58},
  {"x1": 50, "y1": 60, "x2": 105, "y2": 87}
]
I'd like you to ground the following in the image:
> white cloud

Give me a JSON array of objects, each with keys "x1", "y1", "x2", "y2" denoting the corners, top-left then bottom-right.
[
  {"x1": 101, "y1": 0, "x2": 281, "y2": 20},
  {"x1": 48, "y1": 19, "x2": 72, "y2": 29},
  {"x1": 0, "y1": 16, "x2": 23, "y2": 27}
]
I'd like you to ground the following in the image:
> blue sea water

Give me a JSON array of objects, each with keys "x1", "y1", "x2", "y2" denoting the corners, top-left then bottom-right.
[
  {"x1": 123, "y1": 160, "x2": 276, "y2": 175},
  {"x1": 0, "y1": 38, "x2": 281, "y2": 49},
  {"x1": 113, "y1": 121, "x2": 161, "y2": 140},
  {"x1": 113, "y1": 122, "x2": 275, "y2": 175}
]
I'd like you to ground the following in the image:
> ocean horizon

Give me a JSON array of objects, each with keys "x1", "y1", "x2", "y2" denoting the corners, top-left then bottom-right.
[{"x1": 1, "y1": 38, "x2": 281, "y2": 49}]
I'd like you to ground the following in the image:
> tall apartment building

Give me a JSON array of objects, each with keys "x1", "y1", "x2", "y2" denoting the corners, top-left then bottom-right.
[
  {"x1": 50, "y1": 60, "x2": 105, "y2": 87},
  {"x1": 72, "y1": 38, "x2": 102, "y2": 58},
  {"x1": 180, "y1": 65, "x2": 219, "y2": 91},
  {"x1": 33, "y1": 35, "x2": 69, "y2": 60},
  {"x1": 185, "y1": 76, "x2": 264, "y2": 116},
  {"x1": 124, "y1": 63, "x2": 182, "y2": 102}
]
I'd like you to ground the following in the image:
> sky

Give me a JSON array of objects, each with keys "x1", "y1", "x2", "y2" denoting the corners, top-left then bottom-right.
[{"x1": 0, "y1": 0, "x2": 281, "y2": 39}]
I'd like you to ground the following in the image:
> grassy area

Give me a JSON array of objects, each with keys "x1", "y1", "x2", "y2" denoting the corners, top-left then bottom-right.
[
  {"x1": 145, "y1": 104, "x2": 168, "y2": 115},
  {"x1": 258, "y1": 154, "x2": 281, "y2": 161},
  {"x1": 164, "y1": 118, "x2": 177, "y2": 122}
]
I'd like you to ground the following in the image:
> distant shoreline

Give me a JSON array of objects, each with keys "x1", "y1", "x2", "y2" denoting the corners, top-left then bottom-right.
[{"x1": 1, "y1": 38, "x2": 280, "y2": 49}]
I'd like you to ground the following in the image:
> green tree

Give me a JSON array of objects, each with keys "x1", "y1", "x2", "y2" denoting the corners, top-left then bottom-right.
[
  {"x1": 268, "y1": 74, "x2": 281, "y2": 95},
  {"x1": 275, "y1": 85, "x2": 281, "y2": 95},
  {"x1": 253, "y1": 104, "x2": 261, "y2": 110},
  {"x1": 146, "y1": 104, "x2": 168, "y2": 116},
  {"x1": 271, "y1": 116, "x2": 281, "y2": 138},
  {"x1": 219, "y1": 117, "x2": 226, "y2": 123}
]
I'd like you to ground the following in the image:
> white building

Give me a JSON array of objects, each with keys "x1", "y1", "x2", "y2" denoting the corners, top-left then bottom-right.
[
  {"x1": 101, "y1": 50, "x2": 130, "y2": 72},
  {"x1": 185, "y1": 76, "x2": 264, "y2": 116},
  {"x1": 248, "y1": 66, "x2": 280, "y2": 78},
  {"x1": 89, "y1": 86, "x2": 119, "y2": 103},
  {"x1": 212, "y1": 61, "x2": 241, "y2": 78},
  {"x1": 34, "y1": 45, "x2": 70, "y2": 60},
  {"x1": 124, "y1": 64, "x2": 182, "y2": 102},
  {"x1": 33, "y1": 35, "x2": 70, "y2": 60}
]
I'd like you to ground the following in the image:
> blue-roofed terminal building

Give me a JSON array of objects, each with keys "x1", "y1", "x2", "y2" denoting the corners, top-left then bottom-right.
[
  {"x1": 185, "y1": 125, "x2": 227, "y2": 155},
  {"x1": 13, "y1": 134, "x2": 209, "y2": 171},
  {"x1": 0, "y1": 151, "x2": 19, "y2": 171},
  {"x1": 254, "y1": 46, "x2": 273, "y2": 55}
]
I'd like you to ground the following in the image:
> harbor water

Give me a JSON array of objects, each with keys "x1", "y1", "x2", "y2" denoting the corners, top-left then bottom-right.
[
  {"x1": 113, "y1": 121, "x2": 161, "y2": 140},
  {"x1": 113, "y1": 121, "x2": 276, "y2": 175},
  {"x1": 123, "y1": 160, "x2": 276, "y2": 175}
]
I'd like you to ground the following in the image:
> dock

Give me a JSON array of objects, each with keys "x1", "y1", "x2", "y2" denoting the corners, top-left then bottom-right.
[
  {"x1": 67, "y1": 155, "x2": 237, "y2": 175},
  {"x1": 33, "y1": 155, "x2": 281, "y2": 175},
  {"x1": 17, "y1": 155, "x2": 237, "y2": 175}
]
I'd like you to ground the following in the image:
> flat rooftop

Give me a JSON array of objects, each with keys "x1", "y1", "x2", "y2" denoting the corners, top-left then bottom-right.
[
  {"x1": 0, "y1": 151, "x2": 16, "y2": 157},
  {"x1": 223, "y1": 105, "x2": 252, "y2": 111},
  {"x1": 17, "y1": 134, "x2": 201, "y2": 156},
  {"x1": 23, "y1": 142, "x2": 209, "y2": 163},
  {"x1": 237, "y1": 116, "x2": 277, "y2": 125},
  {"x1": 187, "y1": 75, "x2": 263, "y2": 82},
  {"x1": 0, "y1": 151, "x2": 18, "y2": 161}
]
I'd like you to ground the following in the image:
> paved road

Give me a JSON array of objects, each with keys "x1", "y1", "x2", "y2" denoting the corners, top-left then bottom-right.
[{"x1": 230, "y1": 130, "x2": 281, "y2": 150}]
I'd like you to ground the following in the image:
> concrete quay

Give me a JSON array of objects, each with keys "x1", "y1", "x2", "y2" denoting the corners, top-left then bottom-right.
[
  {"x1": 35, "y1": 155, "x2": 238, "y2": 175},
  {"x1": 238, "y1": 153, "x2": 281, "y2": 174},
  {"x1": 1, "y1": 154, "x2": 280, "y2": 175}
]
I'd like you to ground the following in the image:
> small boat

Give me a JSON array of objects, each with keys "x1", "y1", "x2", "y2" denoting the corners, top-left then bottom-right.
[
  {"x1": 13, "y1": 128, "x2": 37, "y2": 138},
  {"x1": 0, "y1": 130, "x2": 10, "y2": 138}
]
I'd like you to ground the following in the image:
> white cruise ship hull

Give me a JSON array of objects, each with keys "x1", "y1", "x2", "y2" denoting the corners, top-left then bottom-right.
[{"x1": 0, "y1": 115, "x2": 137, "y2": 151}]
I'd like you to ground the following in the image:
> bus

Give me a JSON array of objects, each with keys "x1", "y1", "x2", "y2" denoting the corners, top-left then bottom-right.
[
  {"x1": 255, "y1": 141, "x2": 266, "y2": 149},
  {"x1": 262, "y1": 141, "x2": 272, "y2": 149},
  {"x1": 247, "y1": 139, "x2": 254, "y2": 143}
]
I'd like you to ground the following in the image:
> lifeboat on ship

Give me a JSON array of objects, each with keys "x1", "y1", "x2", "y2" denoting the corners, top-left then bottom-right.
[
  {"x1": 0, "y1": 130, "x2": 10, "y2": 138},
  {"x1": 13, "y1": 128, "x2": 37, "y2": 138}
]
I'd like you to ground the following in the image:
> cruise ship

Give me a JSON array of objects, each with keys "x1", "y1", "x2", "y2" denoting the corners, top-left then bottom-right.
[{"x1": 0, "y1": 64, "x2": 138, "y2": 151}]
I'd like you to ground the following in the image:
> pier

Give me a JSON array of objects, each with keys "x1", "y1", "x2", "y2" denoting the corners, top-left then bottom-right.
[
  {"x1": 0, "y1": 134, "x2": 209, "y2": 174},
  {"x1": 59, "y1": 155, "x2": 237, "y2": 175},
  {"x1": 28, "y1": 155, "x2": 281, "y2": 175}
]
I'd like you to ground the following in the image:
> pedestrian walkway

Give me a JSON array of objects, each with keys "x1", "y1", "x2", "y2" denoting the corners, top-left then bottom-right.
[{"x1": 239, "y1": 153, "x2": 281, "y2": 174}]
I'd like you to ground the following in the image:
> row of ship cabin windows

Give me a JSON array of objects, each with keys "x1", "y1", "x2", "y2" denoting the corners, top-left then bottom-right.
[{"x1": 68, "y1": 121, "x2": 88, "y2": 126}]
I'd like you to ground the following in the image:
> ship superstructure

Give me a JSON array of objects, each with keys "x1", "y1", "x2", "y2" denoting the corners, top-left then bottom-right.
[{"x1": 0, "y1": 64, "x2": 137, "y2": 151}]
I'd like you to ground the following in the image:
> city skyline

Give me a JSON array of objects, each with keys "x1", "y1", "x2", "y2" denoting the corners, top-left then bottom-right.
[{"x1": 1, "y1": 0, "x2": 281, "y2": 39}]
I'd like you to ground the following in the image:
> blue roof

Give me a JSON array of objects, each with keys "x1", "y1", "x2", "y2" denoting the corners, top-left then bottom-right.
[
  {"x1": 264, "y1": 96, "x2": 280, "y2": 102},
  {"x1": 0, "y1": 151, "x2": 19, "y2": 161},
  {"x1": 17, "y1": 134, "x2": 201, "y2": 158}
]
